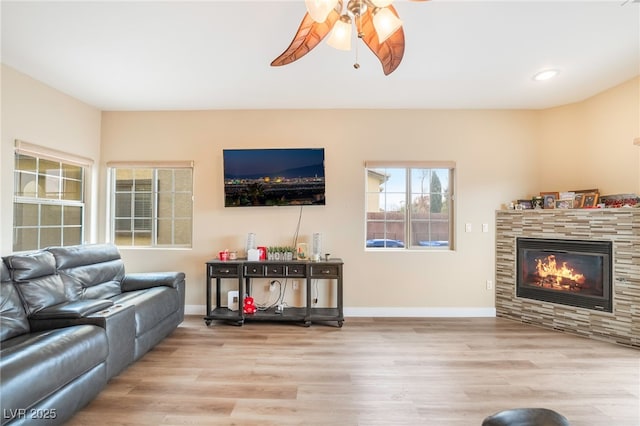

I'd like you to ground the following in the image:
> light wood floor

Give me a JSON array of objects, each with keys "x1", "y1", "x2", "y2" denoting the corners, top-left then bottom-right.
[{"x1": 68, "y1": 316, "x2": 639, "y2": 426}]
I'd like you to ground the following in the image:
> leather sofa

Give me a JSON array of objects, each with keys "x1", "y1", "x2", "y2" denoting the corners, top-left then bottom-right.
[{"x1": 0, "y1": 243, "x2": 185, "y2": 425}]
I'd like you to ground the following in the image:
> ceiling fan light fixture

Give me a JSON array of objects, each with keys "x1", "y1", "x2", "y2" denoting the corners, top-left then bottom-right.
[
  {"x1": 372, "y1": 7, "x2": 402, "y2": 43},
  {"x1": 305, "y1": 0, "x2": 340, "y2": 23},
  {"x1": 327, "y1": 15, "x2": 353, "y2": 50},
  {"x1": 271, "y1": 0, "x2": 409, "y2": 75}
]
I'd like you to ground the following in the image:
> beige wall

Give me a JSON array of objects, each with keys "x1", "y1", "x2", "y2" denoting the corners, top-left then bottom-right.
[
  {"x1": 2, "y1": 65, "x2": 638, "y2": 315},
  {"x1": 1, "y1": 65, "x2": 102, "y2": 254},
  {"x1": 537, "y1": 77, "x2": 640, "y2": 195},
  {"x1": 100, "y1": 109, "x2": 539, "y2": 313}
]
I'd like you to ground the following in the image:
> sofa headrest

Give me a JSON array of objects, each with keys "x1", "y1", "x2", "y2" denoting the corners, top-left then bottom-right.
[
  {"x1": 47, "y1": 243, "x2": 124, "y2": 300},
  {"x1": 0, "y1": 262, "x2": 31, "y2": 341},
  {"x1": 47, "y1": 243, "x2": 121, "y2": 269},
  {"x1": 1, "y1": 260, "x2": 10, "y2": 283},
  {"x1": 4, "y1": 250, "x2": 57, "y2": 281},
  {"x1": 3, "y1": 251, "x2": 67, "y2": 316}
]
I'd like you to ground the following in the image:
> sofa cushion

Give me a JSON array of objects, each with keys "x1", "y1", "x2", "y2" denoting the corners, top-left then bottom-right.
[
  {"x1": 48, "y1": 244, "x2": 125, "y2": 300},
  {"x1": 0, "y1": 263, "x2": 30, "y2": 342},
  {"x1": 110, "y1": 287, "x2": 179, "y2": 337},
  {"x1": 3, "y1": 251, "x2": 66, "y2": 315},
  {"x1": 0, "y1": 325, "x2": 108, "y2": 416}
]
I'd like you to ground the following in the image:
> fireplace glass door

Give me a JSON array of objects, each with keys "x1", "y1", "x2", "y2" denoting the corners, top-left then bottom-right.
[{"x1": 516, "y1": 238, "x2": 612, "y2": 312}]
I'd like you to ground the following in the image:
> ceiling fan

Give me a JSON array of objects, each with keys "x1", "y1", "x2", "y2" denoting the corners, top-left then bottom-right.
[{"x1": 271, "y1": 0, "x2": 430, "y2": 76}]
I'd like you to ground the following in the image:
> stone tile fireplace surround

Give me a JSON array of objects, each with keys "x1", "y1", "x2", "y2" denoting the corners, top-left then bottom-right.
[{"x1": 496, "y1": 209, "x2": 639, "y2": 348}]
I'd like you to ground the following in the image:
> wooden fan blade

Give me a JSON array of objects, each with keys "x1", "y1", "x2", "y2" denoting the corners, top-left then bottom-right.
[
  {"x1": 360, "y1": 6, "x2": 405, "y2": 75},
  {"x1": 271, "y1": 2, "x2": 342, "y2": 67}
]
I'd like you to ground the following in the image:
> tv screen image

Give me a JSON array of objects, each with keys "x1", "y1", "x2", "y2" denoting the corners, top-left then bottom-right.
[{"x1": 223, "y1": 148, "x2": 325, "y2": 207}]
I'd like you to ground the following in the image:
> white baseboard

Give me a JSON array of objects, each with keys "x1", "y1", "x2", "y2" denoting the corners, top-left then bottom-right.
[
  {"x1": 344, "y1": 307, "x2": 496, "y2": 317},
  {"x1": 185, "y1": 305, "x2": 495, "y2": 318},
  {"x1": 185, "y1": 305, "x2": 207, "y2": 315}
]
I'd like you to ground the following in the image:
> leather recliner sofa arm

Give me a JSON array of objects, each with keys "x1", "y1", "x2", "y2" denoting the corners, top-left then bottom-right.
[
  {"x1": 28, "y1": 303, "x2": 137, "y2": 379},
  {"x1": 121, "y1": 271, "x2": 185, "y2": 292},
  {"x1": 29, "y1": 299, "x2": 114, "y2": 321}
]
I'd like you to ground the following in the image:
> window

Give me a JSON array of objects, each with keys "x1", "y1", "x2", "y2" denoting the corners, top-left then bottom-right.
[
  {"x1": 109, "y1": 162, "x2": 193, "y2": 247},
  {"x1": 13, "y1": 141, "x2": 91, "y2": 252},
  {"x1": 365, "y1": 161, "x2": 455, "y2": 250}
]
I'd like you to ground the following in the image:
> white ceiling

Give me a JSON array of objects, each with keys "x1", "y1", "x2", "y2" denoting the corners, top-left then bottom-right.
[{"x1": 1, "y1": 0, "x2": 639, "y2": 111}]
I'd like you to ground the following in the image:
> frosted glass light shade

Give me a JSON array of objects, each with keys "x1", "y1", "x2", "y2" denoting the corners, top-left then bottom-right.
[
  {"x1": 305, "y1": 0, "x2": 340, "y2": 23},
  {"x1": 327, "y1": 18, "x2": 352, "y2": 51},
  {"x1": 370, "y1": 0, "x2": 394, "y2": 7},
  {"x1": 373, "y1": 7, "x2": 402, "y2": 43}
]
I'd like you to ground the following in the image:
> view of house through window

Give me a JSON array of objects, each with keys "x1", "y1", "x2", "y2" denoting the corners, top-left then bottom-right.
[
  {"x1": 13, "y1": 143, "x2": 88, "y2": 252},
  {"x1": 110, "y1": 164, "x2": 193, "y2": 247},
  {"x1": 365, "y1": 162, "x2": 454, "y2": 250}
]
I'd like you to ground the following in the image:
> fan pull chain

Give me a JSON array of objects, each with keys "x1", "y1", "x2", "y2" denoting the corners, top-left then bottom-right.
[{"x1": 354, "y1": 13, "x2": 362, "y2": 69}]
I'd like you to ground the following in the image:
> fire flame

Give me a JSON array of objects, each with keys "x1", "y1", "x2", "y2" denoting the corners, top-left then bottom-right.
[{"x1": 535, "y1": 255, "x2": 585, "y2": 285}]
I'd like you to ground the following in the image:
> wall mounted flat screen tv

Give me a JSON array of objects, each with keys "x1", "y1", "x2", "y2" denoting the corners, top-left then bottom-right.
[{"x1": 223, "y1": 148, "x2": 325, "y2": 207}]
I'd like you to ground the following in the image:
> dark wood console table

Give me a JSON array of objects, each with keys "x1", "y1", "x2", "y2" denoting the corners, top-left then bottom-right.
[{"x1": 204, "y1": 259, "x2": 344, "y2": 327}]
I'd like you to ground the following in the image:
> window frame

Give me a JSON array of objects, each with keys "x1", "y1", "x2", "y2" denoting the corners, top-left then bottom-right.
[
  {"x1": 12, "y1": 140, "x2": 92, "y2": 252},
  {"x1": 364, "y1": 161, "x2": 455, "y2": 251},
  {"x1": 107, "y1": 161, "x2": 194, "y2": 249}
]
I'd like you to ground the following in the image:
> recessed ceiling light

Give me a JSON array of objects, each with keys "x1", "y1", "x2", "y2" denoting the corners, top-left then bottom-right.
[{"x1": 533, "y1": 69, "x2": 560, "y2": 81}]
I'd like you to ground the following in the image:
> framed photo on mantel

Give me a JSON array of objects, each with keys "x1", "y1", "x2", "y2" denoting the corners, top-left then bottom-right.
[
  {"x1": 540, "y1": 192, "x2": 559, "y2": 209},
  {"x1": 572, "y1": 188, "x2": 599, "y2": 194},
  {"x1": 582, "y1": 192, "x2": 599, "y2": 208},
  {"x1": 572, "y1": 189, "x2": 599, "y2": 208},
  {"x1": 555, "y1": 198, "x2": 573, "y2": 209}
]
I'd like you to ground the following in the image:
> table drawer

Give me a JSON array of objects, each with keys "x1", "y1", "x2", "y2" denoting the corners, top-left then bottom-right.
[
  {"x1": 286, "y1": 264, "x2": 306, "y2": 277},
  {"x1": 265, "y1": 264, "x2": 286, "y2": 276},
  {"x1": 244, "y1": 263, "x2": 265, "y2": 277},
  {"x1": 309, "y1": 264, "x2": 340, "y2": 278},
  {"x1": 209, "y1": 265, "x2": 239, "y2": 277}
]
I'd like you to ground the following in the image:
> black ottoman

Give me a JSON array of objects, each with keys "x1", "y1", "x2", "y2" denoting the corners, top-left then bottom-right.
[{"x1": 482, "y1": 408, "x2": 570, "y2": 426}]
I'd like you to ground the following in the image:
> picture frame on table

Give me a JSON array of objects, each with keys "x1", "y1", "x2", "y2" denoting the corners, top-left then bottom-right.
[
  {"x1": 582, "y1": 192, "x2": 599, "y2": 208},
  {"x1": 573, "y1": 193, "x2": 585, "y2": 208},
  {"x1": 540, "y1": 192, "x2": 559, "y2": 209}
]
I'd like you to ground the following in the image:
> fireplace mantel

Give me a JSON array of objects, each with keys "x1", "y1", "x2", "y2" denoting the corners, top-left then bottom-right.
[{"x1": 495, "y1": 208, "x2": 639, "y2": 348}]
